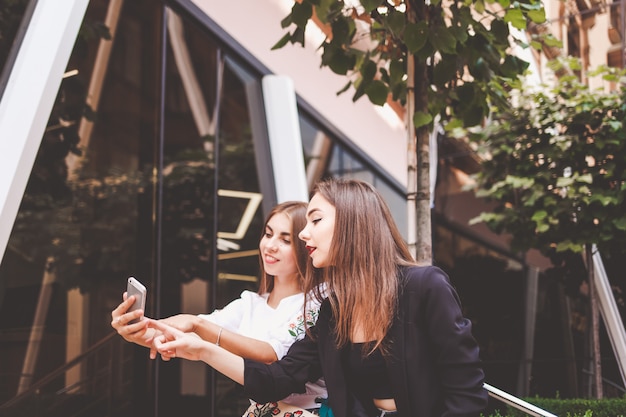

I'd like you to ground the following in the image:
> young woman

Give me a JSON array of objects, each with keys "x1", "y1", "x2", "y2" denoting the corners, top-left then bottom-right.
[
  {"x1": 111, "y1": 201, "x2": 327, "y2": 416},
  {"x1": 148, "y1": 178, "x2": 488, "y2": 417}
]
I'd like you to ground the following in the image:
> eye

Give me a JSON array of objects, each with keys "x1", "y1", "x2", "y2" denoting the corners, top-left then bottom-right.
[
  {"x1": 311, "y1": 218, "x2": 322, "y2": 224},
  {"x1": 281, "y1": 238, "x2": 291, "y2": 245}
]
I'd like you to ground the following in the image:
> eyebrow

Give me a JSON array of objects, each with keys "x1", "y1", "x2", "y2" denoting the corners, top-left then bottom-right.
[
  {"x1": 306, "y1": 208, "x2": 321, "y2": 217},
  {"x1": 266, "y1": 224, "x2": 291, "y2": 237}
]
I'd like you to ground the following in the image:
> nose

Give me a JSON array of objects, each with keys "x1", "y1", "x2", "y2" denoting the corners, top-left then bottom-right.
[
  {"x1": 298, "y1": 225, "x2": 309, "y2": 242},
  {"x1": 267, "y1": 236, "x2": 279, "y2": 250}
]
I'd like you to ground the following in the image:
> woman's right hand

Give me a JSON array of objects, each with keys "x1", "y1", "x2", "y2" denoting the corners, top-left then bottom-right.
[{"x1": 111, "y1": 293, "x2": 154, "y2": 347}]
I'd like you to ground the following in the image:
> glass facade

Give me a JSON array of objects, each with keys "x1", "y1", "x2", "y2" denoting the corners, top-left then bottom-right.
[
  {"x1": 0, "y1": 1, "x2": 406, "y2": 416},
  {"x1": 2, "y1": 1, "x2": 624, "y2": 417}
]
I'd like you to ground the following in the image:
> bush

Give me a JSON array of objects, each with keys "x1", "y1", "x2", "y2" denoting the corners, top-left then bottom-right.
[{"x1": 494, "y1": 396, "x2": 626, "y2": 417}]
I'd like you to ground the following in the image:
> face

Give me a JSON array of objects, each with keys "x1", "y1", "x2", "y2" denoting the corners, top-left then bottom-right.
[
  {"x1": 298, "y1": 193, "x2": 336, "y2": 268},
  {"x1": 259, "y1": 212, "x2": 298, "y2": 279}
]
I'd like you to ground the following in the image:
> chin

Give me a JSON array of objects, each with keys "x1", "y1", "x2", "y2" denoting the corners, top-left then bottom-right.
[{"x1": 312, "y1": 259, "x2": 327, "y2": 268}]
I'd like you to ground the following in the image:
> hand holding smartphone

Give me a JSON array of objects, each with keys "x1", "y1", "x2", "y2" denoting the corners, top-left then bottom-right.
[{"x1": 126, "y1": 277, "x2": 147, "y2": 324}]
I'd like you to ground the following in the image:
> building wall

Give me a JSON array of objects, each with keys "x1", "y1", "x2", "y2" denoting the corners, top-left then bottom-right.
[{"x1": 193, "y1": 0, "x2": 408, "y2": 186}]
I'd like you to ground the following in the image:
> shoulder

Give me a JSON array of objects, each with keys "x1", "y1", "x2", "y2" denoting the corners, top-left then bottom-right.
[
  {"x1": 239, "y1": 290, "x2": 267, "y2": 302},
  {"x1": 401, "y1": 265, "x2": 451, "y2": 290}
]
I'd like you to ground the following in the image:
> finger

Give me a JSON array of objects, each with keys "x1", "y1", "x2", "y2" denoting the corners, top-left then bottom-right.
[
  {"x1": 150, "y1": 345, "x2": 157, "y2": 359},
  {"x1": 112, "y1": 310, "x2": 145, "y2": 332},
  {"x1": 155, "y1": 339, "x2": 179, "y2": 353},
  {"x1": 111, "y1": 296, "x2": 136, "y2": 320},
  {"x1": 148, "y1": 319, "x2": 179, "y2": 335}
]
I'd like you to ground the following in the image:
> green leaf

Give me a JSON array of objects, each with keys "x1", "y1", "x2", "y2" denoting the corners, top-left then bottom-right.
[
  {"x1": 360, "y1": 0, "x2": 381, "y2": 13},
  {"x1": 504, "y1": 9, "x2": 527, "y2": 30},
  {"x1": 434, "y1": 54, "x2": 458, "y2": 86},
  {"x1": 543, "y1": 35, "x2": 563, "y2": 48},
  {"x1": 360, "y1": 60, "x2": 377, "y2": 83},
  {"x1": 329, "y1": 52, "x2": 354, "y2": 75},
  {"x1": 556, "y1": 241, "x2": 583, "y2": 253},
  {"x1": 457, "y1": 83, "x2": 475, "y2": 103},
  {"x1": 405, "y1": 22, "x2": 428, "y2": 53},
  {"x1": 489, "y1": 19, "x2": 509, "y2": 43},
  {"x1": 430, "y1": 26, "x2": 457, "y2": 54},
  {"x1": 527, "y1": 9, "x2": 546, "y2": 24},
  {"x1": 474, "y1": 0, "x2": 485, "y2": 14},
  {"x1": 389, "y1": 59, "x2": 405, "y2": 86},
  {"x1": 291, "y1": 1, "x2": 313, "y2": 27},
  {"x1": 531, "y1": 210, "x2": 548, "y2": 221},
  {"x1": 386, "y1": 9, "x2": 406, "y2": 37},
  {"x1": 505, "y1": 175, "x2": 534, "y2": 188},
  {"x1": 530, "y1": 40, "x2": 543, "y2": 50},
  {"x1": 271, "y1": 33, "x2": 292, "y2": 50},
  {"x1": 280, "y1": 14, "x2": 293, "y2": 29},
  {"x1": 556, "y1": 177, "x2": 574, "y2": 187},
  {"x1": 336, "y1": 80, "x2": 352, "y2": 96},
  {"x1": 331, "y1": 16, "x2": 355, "y2": 47},
  {"x1": 463, "y1": 105, "x2": 486, "y2": 127},
  {"x1": 614, "y1": 217, "x2": 626, "y2": 231},
  {"x1": 536, "y1": 223, "x2": 550, "y2": 233},
  {"x1": 322, "y1": 44, "x2": 355, "y2": 75},
  {"x1": 316, "y1": 0, "x2": 335, "y2": 23},
  {"x1": 365, "y1": 80, "x2": 389, "y2": 106},
  {"x1": 292, "y1": 26, "x2": 305, "y2": 46},
  {"x1": 413, "y1": 111, "x2": 433, "y2": 128}
]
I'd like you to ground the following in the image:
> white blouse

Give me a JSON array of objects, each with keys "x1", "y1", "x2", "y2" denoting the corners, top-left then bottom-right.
[{"x1": 198, "y1": 289, "x2": 326, "y2": 409}]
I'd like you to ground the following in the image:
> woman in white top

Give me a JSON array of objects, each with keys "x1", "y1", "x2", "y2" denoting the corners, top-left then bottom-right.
[{"x1": 111, "y1": 201, "x2": 327, "y2": 415}]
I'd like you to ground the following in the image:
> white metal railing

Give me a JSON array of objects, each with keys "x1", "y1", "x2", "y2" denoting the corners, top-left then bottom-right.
[{"x1": 484, "y1": 383, "x2": 558, "y2": 417}]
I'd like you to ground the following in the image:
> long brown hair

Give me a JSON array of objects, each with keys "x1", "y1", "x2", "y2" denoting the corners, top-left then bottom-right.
[
  {"x1": 307, "y1": 178, "x2": 415, "y2": 353},
  {"x1": 257, "y1": 201, "x2": 309, "y2": 294}
]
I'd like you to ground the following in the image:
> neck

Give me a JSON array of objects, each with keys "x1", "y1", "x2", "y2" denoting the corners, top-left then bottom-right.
[{"x1": 267, "y1": 274, "x2": 302, "y2": 308}]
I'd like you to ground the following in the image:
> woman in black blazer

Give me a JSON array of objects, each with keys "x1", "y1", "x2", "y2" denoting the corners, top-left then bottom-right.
[{"x1": 150, "y1": 178, "x2": 488, "y2": 417}]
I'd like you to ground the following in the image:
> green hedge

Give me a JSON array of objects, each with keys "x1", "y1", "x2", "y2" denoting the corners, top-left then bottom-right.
[{"x1": 487, "y1": 397, "x2": 626, "y2": 417}]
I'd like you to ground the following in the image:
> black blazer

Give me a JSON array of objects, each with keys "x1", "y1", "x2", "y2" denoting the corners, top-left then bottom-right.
[{"x1": 243, "y1": 265, "x2": 488, "y2": 417}]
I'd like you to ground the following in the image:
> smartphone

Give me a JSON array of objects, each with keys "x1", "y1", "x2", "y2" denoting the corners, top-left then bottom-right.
[{"x1": 126, "y1": 277, "x2": 147, "y2": 323}]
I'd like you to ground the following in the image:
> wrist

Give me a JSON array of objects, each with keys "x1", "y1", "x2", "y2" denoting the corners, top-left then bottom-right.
[
  {"x1": 215, "y1": 327, "x2": 223, "y2": 346},
  {"x1": 190, "y1": 315, "x2": 201, "y2": 333}
]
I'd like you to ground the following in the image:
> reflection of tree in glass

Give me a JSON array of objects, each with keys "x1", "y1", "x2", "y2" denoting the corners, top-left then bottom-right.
[
  {"x1": 161, "y1": 157, "x2": 216, "y2": 284},
  {"x1": 0, "y1": 0, "x2": 30, "y2": 64}
]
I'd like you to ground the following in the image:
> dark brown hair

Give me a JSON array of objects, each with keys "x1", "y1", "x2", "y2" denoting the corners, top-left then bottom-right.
[{"x1": 305, "y1": 178, "x2": 415, "y2": 353}]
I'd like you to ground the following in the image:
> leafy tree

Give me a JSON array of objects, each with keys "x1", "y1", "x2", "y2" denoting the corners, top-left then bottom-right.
[
  {"x1": 469, "y1": 59, "x2": 626, "y2": 261},
  {"x1": 468, "y1": 58, "x2": 626, "y2": 397},
  {"x1": 273, "y1": 0, "x2": 548, "y2": 263}
]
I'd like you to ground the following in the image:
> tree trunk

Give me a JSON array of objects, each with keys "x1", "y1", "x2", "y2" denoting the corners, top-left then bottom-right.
[
  {"x1": 413, "y1": 57, "x2": 432, "y2": 265},
  {"x1": 406, "y1": 50, "x2": 417, "y2": 260},
  {"x1": 405, "y1": 0, "x2": 432, "y2": 265}
]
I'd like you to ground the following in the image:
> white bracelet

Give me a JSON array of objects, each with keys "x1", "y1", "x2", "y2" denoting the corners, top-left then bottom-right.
[{"x1": 216, "y1": 327, "x2": 223, "y2": 346}]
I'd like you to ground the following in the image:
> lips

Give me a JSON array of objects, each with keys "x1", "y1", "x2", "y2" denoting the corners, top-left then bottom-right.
[
  {"x1": 264, "y1": 254, "x2": 278, "y2": 264},
  {"x1": 306, "y1": 246, "x2": 316, "y2": 256}
]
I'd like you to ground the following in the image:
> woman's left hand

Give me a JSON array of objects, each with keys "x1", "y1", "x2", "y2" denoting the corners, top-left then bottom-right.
[{"x1": 148, "y1": 319, "x2": 207, "y2": 362}]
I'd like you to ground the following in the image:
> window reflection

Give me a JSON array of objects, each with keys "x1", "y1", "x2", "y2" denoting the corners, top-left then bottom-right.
[{"x1": 0, "y1": 2, "x2": 415, "y2": 417}]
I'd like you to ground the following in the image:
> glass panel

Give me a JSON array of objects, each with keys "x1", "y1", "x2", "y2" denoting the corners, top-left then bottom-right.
[
  {"x1": 0, "y1": 0, "x2": 31, "y2": 78},
  {"x1": 0, "y1": 0, "x2": 161, "y2": 415},
  {"x1": 158, "y1": 9, "x2": 266, "y2": 417},
  {"x1": 433, "y1": 224, "x2": 526, "y2": 394},
  {"x1": 213, "y1": 57, "x2": 266, "y2": 417},
  {"x1": 157, "y1": 8, "x2": 219, "y2": 417},
  {"x1": 299, "y1": 114, "x2": 408, "y2": 238}
]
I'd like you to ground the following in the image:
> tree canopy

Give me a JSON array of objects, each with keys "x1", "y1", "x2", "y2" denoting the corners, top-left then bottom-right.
[
  {"x1": 273, "y1": 0, "x2": 551, "y2": 129},
  {"x1": 469, "y1": 58, "x2": 626, "y2": 260}
]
